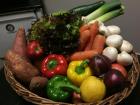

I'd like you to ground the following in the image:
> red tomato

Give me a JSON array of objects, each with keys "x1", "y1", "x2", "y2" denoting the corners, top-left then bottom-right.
[{"x1": 111, "y1": 63, "x2": 127, "y2": 78}]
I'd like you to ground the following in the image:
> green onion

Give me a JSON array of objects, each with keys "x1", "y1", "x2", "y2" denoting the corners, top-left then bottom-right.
[
  {"x1": 89, "y1": 5, "x2": 124, "y2": 24},
  {"x1": 84, "y1": 0, "x2": 122, "y2": 23}
]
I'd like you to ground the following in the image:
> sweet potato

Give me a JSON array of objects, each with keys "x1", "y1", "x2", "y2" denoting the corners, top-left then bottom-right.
[
  {"x1": 5, "y1": 50, "x2": 40, "y2": 83},
  {"x1": 12, "y1": 26, "x2": 27, "y2": 58}
]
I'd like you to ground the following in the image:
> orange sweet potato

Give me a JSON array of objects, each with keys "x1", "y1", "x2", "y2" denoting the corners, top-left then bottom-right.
[
  {"x1": 5, "y1": 50, "x2": 40, "y2": 83},
  {"x1": 12, "y1": 26, "x2": 28, "y2": 59}
]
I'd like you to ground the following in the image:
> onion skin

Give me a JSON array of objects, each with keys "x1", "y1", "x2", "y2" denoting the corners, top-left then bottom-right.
[
  {"x1": 89, "y1": 54, "x2": 111, "y2": 76},
  {"x1": 104, "y1": 69, "x2": 125, "y2": 94},
  {"x1": 72, "y1": 92, "x2": 83, "y2": 104}
]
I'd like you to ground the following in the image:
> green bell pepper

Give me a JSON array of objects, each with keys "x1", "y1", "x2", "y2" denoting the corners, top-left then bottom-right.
[{"x1": 46, "y1": 75, "x2": 80, "y2": 102}]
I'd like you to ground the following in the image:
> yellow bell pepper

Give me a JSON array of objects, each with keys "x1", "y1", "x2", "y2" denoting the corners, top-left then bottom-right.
[{"x1": 67, "y1": 60, "x2": 92, "y2": 86}]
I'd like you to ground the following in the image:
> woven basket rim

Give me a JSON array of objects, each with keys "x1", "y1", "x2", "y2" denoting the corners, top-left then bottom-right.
[{"x1": 4, "y1": 52, "x2": 140, "y2": 105}]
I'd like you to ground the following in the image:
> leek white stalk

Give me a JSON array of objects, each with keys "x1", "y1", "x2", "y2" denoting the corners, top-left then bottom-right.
[{"x1": 84, "y1": 0, "x2": 122, "y2": 23}]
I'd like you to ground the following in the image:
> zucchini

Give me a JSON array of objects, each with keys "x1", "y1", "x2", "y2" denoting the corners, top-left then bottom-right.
[{"x1": 69, "y1": 0, "x2": 106, "y2": 16}]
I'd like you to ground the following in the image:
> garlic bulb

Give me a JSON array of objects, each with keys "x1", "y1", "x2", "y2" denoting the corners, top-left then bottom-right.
[
  {"x1": 117, "y1": 51, "x2": 133, "y2": 66},
  {"x1": 107, "y1": 25, "x2": 121, "y2": 35},
  {"x1": 120, "y1": 40, "x2": 133, "y2": 53},
  {"x1": 103, "y1": 47, "x2": 118, "y2": 62},
  {"x1": 106, "y1": 34, "x2": 123, "y2": 48}
]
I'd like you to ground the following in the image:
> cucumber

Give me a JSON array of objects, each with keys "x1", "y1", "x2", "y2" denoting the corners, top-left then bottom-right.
[{"x1": 69, "y1": 0, "x2": 106, "y2": 16}]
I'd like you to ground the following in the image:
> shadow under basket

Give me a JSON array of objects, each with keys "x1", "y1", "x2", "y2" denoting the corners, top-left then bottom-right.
[{"x1": 4, "y1": 52, "x2": 140, "y2": 105}]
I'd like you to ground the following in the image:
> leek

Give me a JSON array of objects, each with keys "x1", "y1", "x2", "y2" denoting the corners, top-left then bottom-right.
[
  {"x1": 89, "y1": 5, "x2": 124, "y2": 24},
  {"x1": 84, "y1": 0, "x2": 122, "y2": 23}
]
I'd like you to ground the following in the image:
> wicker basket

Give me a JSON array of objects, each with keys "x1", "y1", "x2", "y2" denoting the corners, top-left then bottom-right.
[{"x1": 4, "y1": 52, "x2": 140, "y2": 105}]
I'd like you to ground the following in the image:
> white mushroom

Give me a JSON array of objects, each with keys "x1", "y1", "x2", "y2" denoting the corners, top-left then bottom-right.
[
  {"x1": 120, "y1": 40, "x2": 133, "y2": 53},
  {"x1": 98, "y1": 20, "x2": 104, "y2": 26},
  {"x1": 103, "y1": 47, "x2": 118, "y2": 62},
  {"x1": 99, "y1": 25, "x2": 111, "y2": 36},
  {"x1": 107, "y1": 25, "x2": 121, "y2": 35},
  {"x1": 106, "y1": 34, "x2": 123, "y2": 48},
  {"x1": 117, "y1": 51, "x2": 133, "y2": 66}
]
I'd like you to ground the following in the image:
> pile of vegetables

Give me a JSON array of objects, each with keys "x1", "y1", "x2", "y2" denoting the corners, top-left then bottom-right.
[
  {"x1": 4, "y1": 0, "x2": 135, "y2": 104},
  {"x1": 27, "y1": 0, "x2": 124, "y2": 56}
]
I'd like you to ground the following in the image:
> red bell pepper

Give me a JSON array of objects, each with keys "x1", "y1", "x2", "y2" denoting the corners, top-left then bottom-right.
[
  {"x1": 41, "y1": 54, "x2": 68, "y2": 78},
  {"x1": 27, "y1": 41, "x2": 43, "y2": 59}
]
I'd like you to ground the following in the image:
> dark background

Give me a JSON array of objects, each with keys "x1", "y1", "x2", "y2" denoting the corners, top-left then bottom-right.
[{"x1": 0, "y1": 0, "x2": 41, "y2": 14}]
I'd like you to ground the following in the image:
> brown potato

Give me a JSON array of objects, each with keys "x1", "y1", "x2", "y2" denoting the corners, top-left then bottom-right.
[{"x1": 29, "y1": 76, "x2": 48, "y2": 91}]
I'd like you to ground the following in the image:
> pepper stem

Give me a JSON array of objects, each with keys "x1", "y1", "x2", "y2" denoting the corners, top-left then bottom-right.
[
  {"x1": 47, "y1": 60, "x2": 58, "y2": 70},
  {"x1": 35, "y1": 47, "x2": 39, "y2": 52},
  {"x1": 75, "y1": 59, "x2": 89, "y2": 74},
  {"x1": 60, "y1": 83, "x2": 80, "y2": 93}
]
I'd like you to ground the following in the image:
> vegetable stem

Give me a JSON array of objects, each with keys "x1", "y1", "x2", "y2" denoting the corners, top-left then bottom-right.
[
  {"x1": 89, "y1": 6, "x2": 124, "y2": 24},
  {"x1": 84, "y1": 0, "x2": 122, "y2": 23},
  {"x1": 60, "y1": 83, "x2": 81, "y2": 93},
  {"x1": 75, "y1": 60, "x2": 89, "y2": 74}
]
